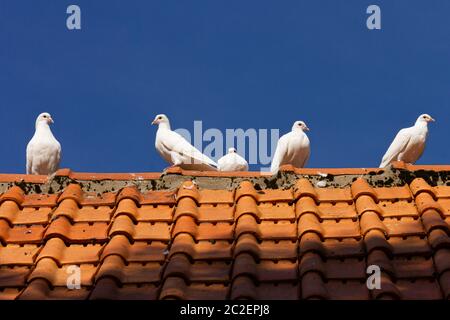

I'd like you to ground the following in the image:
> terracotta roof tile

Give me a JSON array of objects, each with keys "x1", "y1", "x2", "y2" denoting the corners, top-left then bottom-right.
[
  {"x1": 58, "y1": 184, "x2": 116, "y2": 206},
  {"x1": 0, "y1": 244, "x2": 40, "y2": 266},
  {"x1": 298, "y1": 213, "x2": 360, "y2": 240},
  {"x1": 52, "y1": 199, "x2": 112, "y2": 223},
  {"x1": 28, "y1": 258, "x2": 97, "y2": 286},
  {"x1": 299, "y1": 252, "x2": 366, "y2": 280},
  {"x1": 0, "y1": 186, "x2": 25, "y2": 205},
  {"x1": 95, "y1": 255, "x2": 162, "y2": 284},
  {"x1": 297, "y1": 197, "x2": 357, "y2": 220},
  {"x1": 90, "y1": 278, "x2": 158, "y2": 300},
  {"x1": 55, "y1": 169, "x2": 162, "y2": 181},
  {"x1": 235, "y1": 234, "x2": 297, "y2": 260},
  {"x1": 101, "y1": 235, "x2": 167, "y2": 262},
  {"x1": 37, "y1": 238, "x2": 102, "y2": 265},
  {"x1": 439, "y1": 271, "x2": 450, "y2": 299},
  {"x1": 236, "y1": 215, "x2": 297, "y2": 240},
  {"x1": 174, "y1": 197, "x2": 233, "y2": 223},
  {"x1": 0, "y1": 220, "x2": 45, "y2": 245},
  {"x1": 0, "y1": 288, "x2": 22, "y2": 300},
  {"x1": 230, "y1": 276, "x2": 299, "y2": 300},
  {"x1": 281, "y1": 164, "x2": 384, "y2": 176},
  {"x1": 0, "y1": 201, "x2": 52, "y2": 226},
  {"x1": 22, "y1": 194, "x2": 59, "y2": 207},
  {"x1": 44, "y1": 217, "x2": 108, "y2": 243},
  {"x1": 396, "y1": 279, "x2": 443, "y2": 300},
  {"x1": 163, "y1": 254, "x2": 230, "y2": 283},
  {"x1": 0, "y1": 166, "x2": 448, "y2": 299},
  {"x1": 389, "y1": 236, "x2": 431, "y2": 255},
  {"x1": 325, "y1": 281, "x2": 370, "y2": 300},
  {"x1": 172, "y1": 216, "x2": 233, "y2": 241},
  {"x1": 160, "y1": 277, "x2": 228, "y2": 300},
  {"x1": 19, "y1": 279, "x2": 90, "y2": 300},
  {"x1": 231, "y1": 253, "x2": 297, "y2": 282},
  {"x1": 169, "y1": 234, "x2": 232, "y2": 260},
  {"x1": 0, "y1": 174, "x2": 49, "y2": 184},
  {"x1": 114, "y1": 199, "x2": 173, "y2": 223},
  {"x1": 237, "y1": 196, "x2": 296, "y2": 221},
  {"x1": 0, "y1": 266, "x2": 31, "y2": 287},
  {"x1": 109, "y1": 215, "x2": 171, "y2": 242}
]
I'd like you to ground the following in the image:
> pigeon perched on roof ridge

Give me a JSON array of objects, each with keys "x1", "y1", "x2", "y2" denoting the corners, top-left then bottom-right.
[
  {"x1": 379, "y1": 114, "x2": 435, "y2": 168},
  {"x1": 26, "y1": 112, "x2": 62, "y2": 175},
  {"x1": 218, "y1": 147, "x2": 249, "y2": 172},
  {"x1": 270, "y1": 120, "x2": 310, "y2": 175},
  {"x1": 152, "y1": 114, "x2": 218, "y2": 171}
]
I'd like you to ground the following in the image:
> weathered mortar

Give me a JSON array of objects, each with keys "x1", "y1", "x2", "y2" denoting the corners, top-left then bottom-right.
[{"x1": 1, "y1": 166, "x2": 450, "y2": 194}]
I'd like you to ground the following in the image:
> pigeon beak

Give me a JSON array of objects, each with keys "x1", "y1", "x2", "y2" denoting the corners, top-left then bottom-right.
[
  {"x1": 305, "y1": 126, "x2": 310, "y2": 131},
  {"x1": 49, "y1": 117, "x2": 54, "y2": 124},
  {"x1": 151, "y1": 120, "x2": 157, "y2": 125},
  {"x1": 430, "y1": 117, "x2": 436, "y2": 122}
]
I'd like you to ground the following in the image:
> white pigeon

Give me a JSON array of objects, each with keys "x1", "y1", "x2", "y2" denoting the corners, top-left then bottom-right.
[
  {"x1": 218, "y1": 148, "x2": 249, "y2": 172},
  {"x1": 270, "y1": 120, "x2": 311, "y2": 174},
  {"x1": 152, "y1": 114, "x2": 218, "y2": 171},
  {"x1": 379, "y1": 114, "x2": 435, "y2": 168},
  {"x1": 26, "y1": 112, "x2": 62, "y2": 175}
]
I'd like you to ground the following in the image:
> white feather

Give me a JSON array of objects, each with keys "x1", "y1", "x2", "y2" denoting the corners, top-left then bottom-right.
[
  {"x1": 218, "y1": 148, "x2": 248, "y2": 172},
  {"x1": 26, "y1": 113, "x2": 61, "y2": 175},
  {"x1": 379, "y1": 114, "x2": 434, "y2": 168},
  {"x1": 270, "y1": 121, "x2": 310, "y2": 174},
  {"x1": 153, "y1": 114, "x2": 218, "y2": 171}
]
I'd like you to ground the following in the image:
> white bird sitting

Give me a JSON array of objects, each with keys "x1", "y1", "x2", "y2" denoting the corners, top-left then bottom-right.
[
  {"x1": 270, "y1": 120, "x2": 311, "y2": 174},
  {"x1": 152, "y1": 114, "x2": 218, "y2": 171},
  {"x1": 218, "y1": 148, "x2": 249, "y2": 172},
  {"x1": 379, "y1": 114, "x2": 435, "y2": 168},
  {"x1": 26, "y1": 112, "x2": 62, "y2": 175}
]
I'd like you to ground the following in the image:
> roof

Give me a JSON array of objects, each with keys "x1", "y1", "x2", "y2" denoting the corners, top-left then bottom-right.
[{"x1": 0, "y1": 161, "x2": 449, "y2": 300}]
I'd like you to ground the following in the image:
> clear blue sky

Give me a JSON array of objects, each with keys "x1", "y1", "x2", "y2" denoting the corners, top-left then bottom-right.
[{"x1": 1, "y1": 1, "x2": 449, "y2": 173}]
